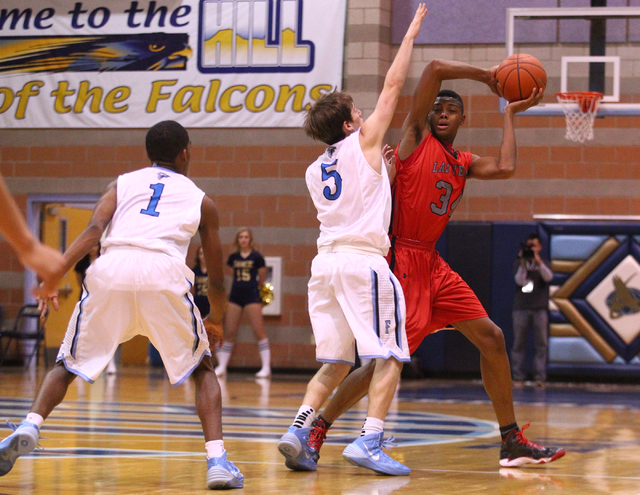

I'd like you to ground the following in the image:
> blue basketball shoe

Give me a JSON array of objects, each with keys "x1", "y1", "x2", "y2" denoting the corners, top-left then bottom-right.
[
  {"x1": 0, "y1": 420, "x2": 40, "y2": 477},
  {"x1": 277, "y1": 426, "x2": 318, "y2": 471},
  {"x1": 206, "y1": 451, "x2": 244, "y2": 489},
  {"x1": 342, "y1": 433, "x2": 409, "y2": 476}
]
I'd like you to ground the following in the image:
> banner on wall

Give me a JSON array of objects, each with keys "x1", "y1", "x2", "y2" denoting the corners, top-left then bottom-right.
[{"x1": 0, "y1": 0, "x2": 346, "y2": 128}]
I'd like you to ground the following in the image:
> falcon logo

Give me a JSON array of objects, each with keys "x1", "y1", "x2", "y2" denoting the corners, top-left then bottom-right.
[
  {"x1": 198, "y1": 0, "x2": 315, "y2": 73},
  {"x1": 606, "y1": 275, "x2": 640, "y2": 319},
  {"x1": 0, "y1": 34, "x2": 192, "y2": 74},
  {"x1": 157, "y1": 172, "x2": 171, "y2": 180}
]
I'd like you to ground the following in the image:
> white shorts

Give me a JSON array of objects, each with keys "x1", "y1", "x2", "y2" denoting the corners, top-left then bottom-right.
[
  {"x1": 308, "y1": 252, "x2": 409, "y2": 365},
  {"x1": 57, "y1": 247, "x2": 210, "y2": 385}
]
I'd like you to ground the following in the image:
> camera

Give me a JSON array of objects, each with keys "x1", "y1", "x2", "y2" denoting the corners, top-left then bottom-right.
[{"x1": 521, "y1": 243, "x2": 534, "y2": 259}]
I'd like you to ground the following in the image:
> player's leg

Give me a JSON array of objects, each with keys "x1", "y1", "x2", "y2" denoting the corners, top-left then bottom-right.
[
  {"x1": 0, "y1": 361, "x2": 76, "y2": 477},
  {"x1": 307, "y1": 360, "x2": 375, "y2": 457},
  {"x1": 278, "y1": 362, "x2": 351, "y2": 471},
  {"x1": 192, "y1": 356, "x2": 244, "y2": 489},
  {"x1": 193, "y1": 356, "x2": 223, "y2": 440},
  {"x1": 243, "y1": 302, "x2": 270, "y2": 378},
  {"x1": 215, "y1": 302, "x2": 242, "y2": 376},
  {"x1": 140, "y1": 260, "x2": 243, "y2": 490},
  {"x1": 454, "y1": 317, "x2": 516, "y2": 426},
  {"x1": 340, "y1": 260, "x2": 410, "y2": 476},
  {"x1": 454, "y1": 316, "x2": 564, "y2": 466},
  {"x1": 510, "y1": 309, "x2": 530, "y2": 384},
  {"x1": 531, "y1": 309, "x2": 549, "y2": 385},
  {"x1": 279, "y1": 253, "x2": 355, "y2": 471},
  {"x1": 0, "y1": 261, "x2": 125, "y2": 478},
  {"x1": 30, "y1": 362, "x2": 77, "y2": 419}
]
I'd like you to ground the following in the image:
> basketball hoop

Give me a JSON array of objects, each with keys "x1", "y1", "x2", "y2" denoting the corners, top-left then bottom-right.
[{"x1": 556, "y1": 91, "x2": 604, "y2": 143}]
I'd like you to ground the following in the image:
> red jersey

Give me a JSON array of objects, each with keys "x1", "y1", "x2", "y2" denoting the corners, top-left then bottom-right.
[{"x1": 391, "y1": 133, "x2": 473, "y2": 243}]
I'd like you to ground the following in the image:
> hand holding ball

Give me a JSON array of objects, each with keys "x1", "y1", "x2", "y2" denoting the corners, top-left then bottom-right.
[{"x1": 496, "y1": 54, "x2": 547, "y2": 103}]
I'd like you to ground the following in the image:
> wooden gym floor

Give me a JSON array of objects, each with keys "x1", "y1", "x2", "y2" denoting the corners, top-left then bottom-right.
[{"x1": 0, "y1": 366, "x2": 639, "y2": 494}]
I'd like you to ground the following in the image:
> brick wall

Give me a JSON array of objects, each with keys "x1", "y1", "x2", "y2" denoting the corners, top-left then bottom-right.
[{"x1": 2, "y1": 1, "x2": 640, "y2": 370}]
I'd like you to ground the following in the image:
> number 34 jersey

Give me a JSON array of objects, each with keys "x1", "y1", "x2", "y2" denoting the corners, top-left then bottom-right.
[
  {"x1": 391, "y1": 133, "x2": 473, "y2": 243},
  {"x1": 305, "y1": 130, "x2": 392, "y2": 255},
  {"x1": 102, "y1": 166, "x2": 205, "y2": 262}
]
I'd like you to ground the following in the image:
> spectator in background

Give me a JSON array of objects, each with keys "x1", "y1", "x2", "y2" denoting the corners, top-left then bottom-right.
[
  {"x1": 74, "y1": 242, "x2": 116, "y2": 374},
  {"x1": 215, "y1": 229, "x2": 271, "y2": 378},
  {"x1": 511, "y1": 233, "x2": 554, "y2": 388},
  {"x1": 192, "y1": 245, "x2": 211, "y2": 318}
]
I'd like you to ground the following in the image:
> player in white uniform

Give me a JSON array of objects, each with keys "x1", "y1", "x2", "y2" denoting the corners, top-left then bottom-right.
[
  {"x1": 277, "y1": 4, "x2": 427, "y2": 477},
  {"x1": 0, "y1": 121, "x2": 244, "y2": 490}
]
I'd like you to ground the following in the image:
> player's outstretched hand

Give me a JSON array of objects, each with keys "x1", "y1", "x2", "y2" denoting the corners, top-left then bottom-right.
[
  {"x1": 506, "y1": 87, "x2": 545, "y2": 114},
  {"x1": 405, "y1": 4, "x2": 427, "y2": 40},
  {"x1": 203, "y1": 315, "x2": 224, "y2": 352},
  {"x1": 382, "y1": 144, "x2": 397, "y2": 184},
  {"x1": 35, "y1": 283, "x2": 59, "y2": 318}
]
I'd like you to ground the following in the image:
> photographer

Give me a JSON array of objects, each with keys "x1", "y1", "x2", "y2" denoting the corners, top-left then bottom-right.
[{"x1": 511, "y1": 233, "x2": 554, "y2": 387}]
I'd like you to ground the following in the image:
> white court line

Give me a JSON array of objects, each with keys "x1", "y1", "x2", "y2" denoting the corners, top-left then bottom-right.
[
  {"x1": 162, "y1": 458, "x2": 640, "y2": 481},
  {"x1": 27, "y1": 452, "x2": 640, "y2": 482}
]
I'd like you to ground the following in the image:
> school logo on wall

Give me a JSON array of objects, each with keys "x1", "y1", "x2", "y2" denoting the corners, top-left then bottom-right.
[
  {"x1": 587, "y1": 255, "x2": 640, "y2": 343},
  {"x1": 0, "y1": 0, "x2": 344, "y2": 128},
  {"x1": 198, "y1": 0, "x2": 314, "y2": 73},
  {"x1": 552, "y1": 236, "x2": 640, "y2": 362}
]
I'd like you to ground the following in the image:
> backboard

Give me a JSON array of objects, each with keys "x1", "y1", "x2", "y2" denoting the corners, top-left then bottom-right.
[{"x1": 501, "y1": 7, "x2": 640, "y2": 117}]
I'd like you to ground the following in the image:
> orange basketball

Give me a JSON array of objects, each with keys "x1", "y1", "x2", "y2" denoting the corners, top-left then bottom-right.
[{"x1": 496, "y1": 53, "x2": 547, "y2": 103}]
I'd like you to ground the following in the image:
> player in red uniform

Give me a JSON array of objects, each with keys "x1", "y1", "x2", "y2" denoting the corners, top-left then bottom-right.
[{"x1": 305, "y1": 59, "x2": 566, "y2": 468}]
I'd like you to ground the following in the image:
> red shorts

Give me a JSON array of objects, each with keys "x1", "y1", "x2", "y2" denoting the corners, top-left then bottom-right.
[{"x1": 387, "y1": 237, "x2": 488, "y2": 354}]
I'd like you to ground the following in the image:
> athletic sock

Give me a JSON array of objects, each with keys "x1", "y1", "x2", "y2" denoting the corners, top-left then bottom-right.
[
  {"x1": 257, "y1": 338, "x2": 271, "y2": 370},
  {"x1": 25, "y1": 413, "x2": 44, "y2": 429},
  {"x1": 318, "y1": 414, "x2": 333, "y2": 428},
  {"x1": 205, "y1": 439, "x2": 225, "y2": 458},
  {"x1": 361, "y1": 417, "x2": 384, "y2": 437},
  {"x1": 292, "y1": 405, "x2": 315, "y2": 429},
  {"x1": 500, "y1": 422, "x2": 519, "y2": 441},
  {"x1": 215, "y1": 342, "x2": 234, "y2": 372}
]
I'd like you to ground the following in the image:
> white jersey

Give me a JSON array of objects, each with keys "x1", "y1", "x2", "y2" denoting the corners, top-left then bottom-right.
[
  {"x1": 102, "y1": 166, "x2": 205, "y2": 261},
  {"x1": 305, "y1": 130, "x2": 391, "y2": 255}
]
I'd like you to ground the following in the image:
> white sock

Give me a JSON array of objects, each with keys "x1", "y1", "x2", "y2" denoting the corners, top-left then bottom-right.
[
  {"x1": 361, "y1": 417, "x2": 384, "y2": 437},
  {"x1": 205, "y1": 440, "x2": 225, "y2": 458},
  {"x1": 25, "y1": 413, "x2": 44, "y2": 429},
  {"x1": 257, "y1": 338, "x2": 270, "y2": 370},
  {"x1": 215, "y1": 342, "x2": 234, "y2": 371},
  {"x1": 292, "y1": 405, "x2": 315, "y2": 429}
]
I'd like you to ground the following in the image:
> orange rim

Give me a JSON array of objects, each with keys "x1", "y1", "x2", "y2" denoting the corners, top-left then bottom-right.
[{"x1": 556, "y1": 91, "x2": 604, "y2": 102}]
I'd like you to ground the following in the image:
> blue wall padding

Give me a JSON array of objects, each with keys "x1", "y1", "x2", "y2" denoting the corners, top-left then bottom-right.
[
  {"x1": 550, "y1": 235, "x2": 609, "y2": 260},
  {"x1": 549, "y1": 337, "x2": 606, "y2": 363}
]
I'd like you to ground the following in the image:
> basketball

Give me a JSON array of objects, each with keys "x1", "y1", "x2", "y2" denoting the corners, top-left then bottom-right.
[{"x1": 496, "y1": 53, "x2": 547, "y2": 103}]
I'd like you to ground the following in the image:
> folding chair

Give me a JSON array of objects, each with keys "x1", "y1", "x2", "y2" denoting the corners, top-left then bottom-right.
[{"x1": 0, "y1": 304, "x2": 48, "y2": 367}]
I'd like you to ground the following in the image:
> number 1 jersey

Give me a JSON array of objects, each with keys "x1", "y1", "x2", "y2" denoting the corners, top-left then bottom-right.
[
  {"x1": 391, "y1": 133, "x2": 473, "y2": 243},
  {"x1": 305, "y1": 130, "x2": 392, "y2": 254},
  {"x1": 102, "y1": 166, "x2": 205, "y2": 262}
]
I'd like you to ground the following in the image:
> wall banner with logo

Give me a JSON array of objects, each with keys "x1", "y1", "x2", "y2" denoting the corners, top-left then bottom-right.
[{"x1": 0, "y1": 0, "x2": 346, "y2": 128}]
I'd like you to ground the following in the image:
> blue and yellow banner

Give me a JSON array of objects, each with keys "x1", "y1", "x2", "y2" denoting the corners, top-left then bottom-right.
[{"x1": 0, "y1": 0, "x2": 346, "y2": 128}]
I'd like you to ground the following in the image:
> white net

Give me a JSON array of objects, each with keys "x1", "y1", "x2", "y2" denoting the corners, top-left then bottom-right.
[{"x1": 556, "y1": 92, "x2": 603, "y2": 143}]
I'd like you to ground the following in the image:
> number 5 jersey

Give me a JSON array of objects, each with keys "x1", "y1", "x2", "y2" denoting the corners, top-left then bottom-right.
[{"x1": 305, "y1": 130, "x2": 392, "y2": 255}]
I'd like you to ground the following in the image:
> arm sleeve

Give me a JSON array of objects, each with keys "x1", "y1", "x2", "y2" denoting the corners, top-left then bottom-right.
[
  {"x1": 514, "y1": 263, "x2": 528, "y2": 286},
  {"x1": 539, "y1": 260, "x2": 554, "y2": 283},
  {"x1": 254, "y1": 252, "x2": 266, "y2": 269}
]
